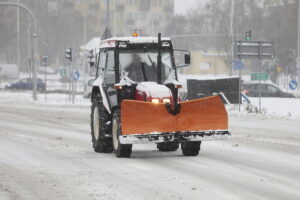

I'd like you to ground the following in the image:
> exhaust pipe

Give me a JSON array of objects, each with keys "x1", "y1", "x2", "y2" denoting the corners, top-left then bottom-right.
[{"x1": 157, "y1": 33, "x2": 162, "y2": 84}]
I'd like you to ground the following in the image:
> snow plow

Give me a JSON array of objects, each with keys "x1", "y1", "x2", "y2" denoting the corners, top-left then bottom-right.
[{"x1": 90, "y1": 33, "x2": 230, "y2": 157}]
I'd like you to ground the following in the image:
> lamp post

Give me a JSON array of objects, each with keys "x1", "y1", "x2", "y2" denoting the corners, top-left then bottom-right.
[
  {"x1": 17, "y1": 0, "x2": 20, "y2": 77},
  {"x1": 0, "y1": 2, "x2": 38, "y2": 100},
  {"x1": 229, "y1": 0, "x2": 235, "y2": 76},
  {"x1": 297, "y1": 0, "x2": 300, "y2": 69}
]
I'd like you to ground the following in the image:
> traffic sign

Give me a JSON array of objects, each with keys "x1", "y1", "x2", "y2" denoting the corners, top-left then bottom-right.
[
  {"x1": 251, "y1": 73, "x2": 269, "y2": 81},
  {"x1": 232, "y1": 59, "x2": 245, "y2": 70},
  {"x1": 276, "y1": 66, "x2": 283, "y2": 73},
  {"x1": 235, "y1": 41, "x2": 274, "y2": 59},
  {"x1": 245, "y1": 30, "x2": 252, "y2": 41},
  {"x1": 73, "y1": 70, "x2": 80, "y2": 81},
  {"x1": 59, "y1": 68, "x2": 67, "y2": 77},
  {"x1": 289, "y1": 80, "x2": 297, "y2": 90}
]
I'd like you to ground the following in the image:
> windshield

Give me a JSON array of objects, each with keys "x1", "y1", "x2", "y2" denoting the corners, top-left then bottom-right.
[{"x1": 119, "y1": 50, "x2": 175, "y2": 83}]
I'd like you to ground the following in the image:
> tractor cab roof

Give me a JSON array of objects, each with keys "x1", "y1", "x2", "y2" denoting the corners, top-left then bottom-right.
[{"x1": 99, "y1": 37, "x2": 171, "y2": 49}]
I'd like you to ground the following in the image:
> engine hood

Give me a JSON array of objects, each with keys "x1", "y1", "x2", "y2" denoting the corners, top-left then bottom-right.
[{"x1": 136, "y1": 82, "x2": 172, "y2": 99}]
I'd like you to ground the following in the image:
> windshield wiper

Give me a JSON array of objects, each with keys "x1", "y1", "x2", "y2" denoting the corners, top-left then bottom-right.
[
  {"x1": 142, "y1": 48, "x2": 157, "y2": 73},
  {"x1": 141, "y1": 62, "x2": 148, "y2": 81},
  {"x1": 147, "y1": 54, "x2": 157, "y2": 73}
]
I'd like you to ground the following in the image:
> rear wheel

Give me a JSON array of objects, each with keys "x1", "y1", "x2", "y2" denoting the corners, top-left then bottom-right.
[
  {"x1": 112, "y1": 109, "x2": 132, "y2": 158},
  {"x1": 157, "y1": 142, "x2": 179, "y2": 152},
  {"x1": 90, "y1": 95, "x2": 113, "y2": 153},
  {"x1": 181, "y1": 141, "x2": 201, "y2": 156}
]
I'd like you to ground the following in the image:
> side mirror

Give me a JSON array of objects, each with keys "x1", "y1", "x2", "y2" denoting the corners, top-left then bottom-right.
[
  {"x1": 174, "y1": 49, "x2": 191, "y2": 68},
  {"x1": 89, "y1": 61, "x2": 95, "y2": 67},
  {"x1": 184, "y1": 54, "x2": 191, "y2": 65},
  {"x1": 88, "y1": 57, "x2": 95, "y2": 67}
]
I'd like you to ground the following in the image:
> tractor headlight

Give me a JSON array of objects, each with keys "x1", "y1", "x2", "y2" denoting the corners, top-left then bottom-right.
[{"x1": 151, "y1": 99, "x2": 160, "y2": 104}]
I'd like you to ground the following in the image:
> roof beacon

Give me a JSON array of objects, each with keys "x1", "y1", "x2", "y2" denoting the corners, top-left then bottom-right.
[{"x1": 132, "y1": 32, "x2": 139, "y2": 37}]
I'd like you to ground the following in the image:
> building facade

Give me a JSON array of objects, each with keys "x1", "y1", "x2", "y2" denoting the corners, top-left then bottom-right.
[
  {"x1": 180, "y1": 51, "x2": 229, "y2": 75},
  {"x1": 75, "y1": 0, "x2": 174, "y2": 37}
]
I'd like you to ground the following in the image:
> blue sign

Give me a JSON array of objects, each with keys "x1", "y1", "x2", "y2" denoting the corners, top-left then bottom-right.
[
  {"x1": 289, "y1": 80, "x2": 297, "y2": 90},
  {"x1": 73, "y1": 70, "x2": 80, "y2": 81},
  {"x1": 232, "y1": 60, "x2": 245, "y2": 70}
]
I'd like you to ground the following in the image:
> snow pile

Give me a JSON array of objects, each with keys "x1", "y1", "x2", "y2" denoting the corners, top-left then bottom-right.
[
  {"x1": 0, "y1": 90, "x2": 299, "y2": 119},
  {"x1": 248, "y1": 97, "x2": 300, "y2": 118},
  {"x1": 0, "y1": 91, "x2": 90, "y2": 107},
  {"x1": 227, "y1": 97, "x2": 300, "y2": 119}
]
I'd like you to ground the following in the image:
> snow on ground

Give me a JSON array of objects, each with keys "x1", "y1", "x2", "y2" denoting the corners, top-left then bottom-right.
[
  {"x1": 248, "y1": 97, "x2": 300, "y2": 118},
  {"x1": 0, "y1": 92, "x2": 299, "y2": 200}
]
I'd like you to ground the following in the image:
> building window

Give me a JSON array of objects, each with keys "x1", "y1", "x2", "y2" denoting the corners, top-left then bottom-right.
[{"x1": 200, "y1": 63, "x2": 211, "y2": 70}]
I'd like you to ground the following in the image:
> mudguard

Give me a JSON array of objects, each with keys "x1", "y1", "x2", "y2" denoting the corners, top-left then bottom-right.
[{"x1": 121, "y1": 96, "x2": 228, "y2": 135}]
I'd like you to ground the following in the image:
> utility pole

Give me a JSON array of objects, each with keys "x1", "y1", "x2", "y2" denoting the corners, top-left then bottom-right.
[
  {"x1": 229, "y1": 0, "x2": 235, "y2": 76},
  {"x1": 83, "y1": 14, "x2": 87, "y2": 79},
  {"x1": 65, "y1": 48, "x2": 72, "y2": 102},
  {"x1": 297, "y1": 0, "x2": 300, "y2": 69},
  {"x1": 84, "y1": 15, "x2": 87, "y2": 48},
  {"x1": 42, "y1": 56, "x2": 48, "y2": 102},
  {"x1": 106, "y1": 0, "x2": 110, "y2": 29},
  {"x1": 17, "y1": 0, "x2": 20, "y2": 77}
]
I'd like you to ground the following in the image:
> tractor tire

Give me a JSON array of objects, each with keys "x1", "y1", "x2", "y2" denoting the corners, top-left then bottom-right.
[
  {"x1": 112, "y1": 109, "x2": 132, "y2": 158},
  {"x1": 181, "y1": 141, "x2": 201, "y2": 156},
  {"x1": 90, "y1": 95, "x2": 113, "y2": 153},
  {"x1": 157, "y1": 142, "x2": 179, "y2": 152}
]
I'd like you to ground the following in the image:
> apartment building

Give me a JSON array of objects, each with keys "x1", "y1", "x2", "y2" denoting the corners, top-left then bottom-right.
[{"x1": 74, "y1": 0, "x2": 174, "y2": 37}]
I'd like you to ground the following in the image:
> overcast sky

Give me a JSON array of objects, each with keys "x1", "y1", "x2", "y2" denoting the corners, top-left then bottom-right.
[{"x1": 174, "y1": 0, "x2": 200, "y2": 15}]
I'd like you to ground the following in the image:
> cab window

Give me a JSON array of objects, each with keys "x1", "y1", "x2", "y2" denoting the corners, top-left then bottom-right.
[
  {"x1": 97, "y1": 51, "x2": 106, "y2": 77},
  {"x1": 104, "y1": 50, "x2": 115, "y2": 85}
]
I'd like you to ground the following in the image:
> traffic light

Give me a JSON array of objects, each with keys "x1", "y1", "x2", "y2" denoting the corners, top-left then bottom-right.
[
  {"x1": 41, "y1": 56, "x2": 48, "y2": 66},
  {"x1": 245, "y1": 30, "x2": 252, "y2": 41},
  {"x1": 65, "y1": 48, "x2": 72, "y2": 61}
]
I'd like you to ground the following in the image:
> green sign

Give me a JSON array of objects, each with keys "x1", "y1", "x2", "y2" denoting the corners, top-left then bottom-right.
[
  {"x1": 59, "y1": 68, "x2": 68, "y2": 77},
  {"x1": 251, "y1": 73, "x2": 269, "y2": 81}
]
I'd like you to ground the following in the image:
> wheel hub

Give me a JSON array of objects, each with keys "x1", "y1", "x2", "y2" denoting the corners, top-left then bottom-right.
[
  {"x1": 93, "y1": 107, "x2": 100, "y2": 139},
  {"x1": 112, "y1": 118, "x2": 119, "y2": 150}
]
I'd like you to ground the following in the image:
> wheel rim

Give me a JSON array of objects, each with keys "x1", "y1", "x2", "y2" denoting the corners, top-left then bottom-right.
[
  {"x1": 93, "y1": 107, "x2": 100, "y2": 140},
  {"x1": 112, "y1": 118, "x2": 119, "y2": 150}
]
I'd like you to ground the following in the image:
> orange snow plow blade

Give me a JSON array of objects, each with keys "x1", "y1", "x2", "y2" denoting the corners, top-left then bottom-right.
[{"x1": 121, "y1": 96, "x2": 228, "y2": 135}]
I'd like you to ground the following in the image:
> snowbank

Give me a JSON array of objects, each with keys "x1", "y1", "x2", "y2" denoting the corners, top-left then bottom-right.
[
  {"x1": 0, "y1": 91, "x2": 90, "y2": 108},
  {"x1": 248, "y1": 97, "x2": 300, "y2": 118},
  {"x1": 0, "y1": 91, "x2": 299, "y2": 120}
]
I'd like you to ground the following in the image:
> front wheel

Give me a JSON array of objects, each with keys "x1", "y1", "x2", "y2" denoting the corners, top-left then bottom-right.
[
  {"x1": 90, "y1": 96, "x2": 113, "y2": 153},
  {"x1": 181, "y1": 141, "x2": 201, "y2": 156},
  {"x1": 112, "y1": 109, "x2": 132, "y2": 158}
]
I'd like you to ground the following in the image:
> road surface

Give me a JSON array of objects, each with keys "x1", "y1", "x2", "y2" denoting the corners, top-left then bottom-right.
[{"x1": 0, "y1": 103, "x2": 299, "y2": 200}]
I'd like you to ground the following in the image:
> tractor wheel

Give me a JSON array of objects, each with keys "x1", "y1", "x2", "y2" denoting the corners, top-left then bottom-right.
[
  {"x1": 181, "y1": 141, "x2": 201, "y2": 156},
  {"x1": 157, "y1": 142, "x2": 179, "y2": 152},
  {"x1": 90, "y1": 95, "x2": 113, "y2": 153},
  {"x1": 112, "y1": 109, "x2": 132, "y2": 158}
]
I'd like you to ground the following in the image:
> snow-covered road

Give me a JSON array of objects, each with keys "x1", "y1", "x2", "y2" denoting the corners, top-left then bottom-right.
[{"x1": 0, "y1": 103, "x2": 299, "y2": 200}]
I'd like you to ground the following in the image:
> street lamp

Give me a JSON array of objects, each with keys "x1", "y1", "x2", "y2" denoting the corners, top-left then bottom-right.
[
  {"x1": 0, "y1": 2, "x2": 38, "y2": 100},
  {"x1": 297, "y1": 0, "x2": 300, "y2": 68}
]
